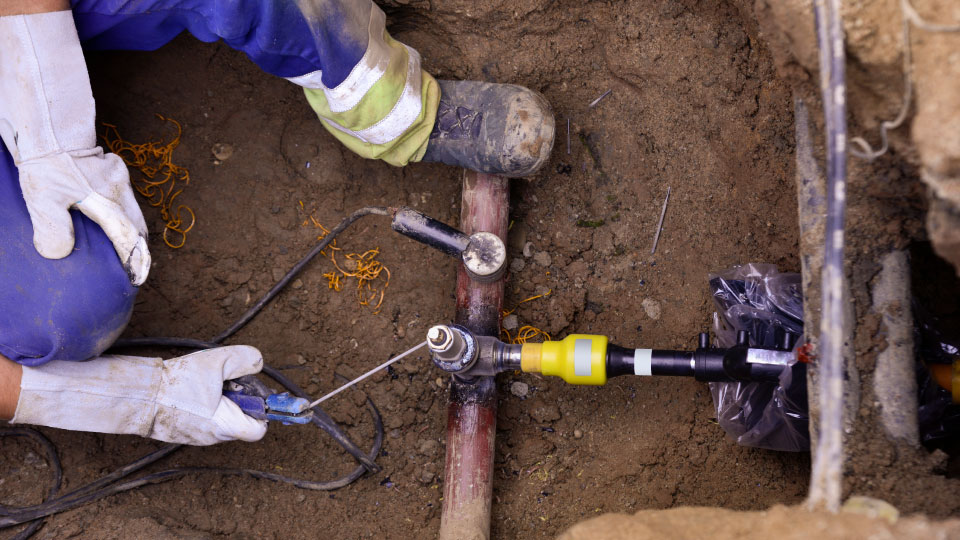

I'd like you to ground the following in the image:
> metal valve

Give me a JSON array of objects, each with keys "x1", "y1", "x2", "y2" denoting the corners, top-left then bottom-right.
[{"x1": 427, "y1": 325, "x2": 478, "y2": 373}]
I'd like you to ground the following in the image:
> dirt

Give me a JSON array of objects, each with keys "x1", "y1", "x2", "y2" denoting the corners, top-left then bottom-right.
[
  {"x1": 7, "y1": 0, "x2": 960, "y2": 538},
  {"x1": 560, "y1": 503, "x2": 960, "y2": 540}
]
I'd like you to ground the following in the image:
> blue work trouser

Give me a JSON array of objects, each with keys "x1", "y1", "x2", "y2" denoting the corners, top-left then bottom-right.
[{"x1": 1, "y1": 0, "x2": 377, "y2": 365}]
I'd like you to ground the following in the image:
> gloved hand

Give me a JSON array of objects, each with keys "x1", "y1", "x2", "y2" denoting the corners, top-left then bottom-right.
[
  {"x1": 11, "y1": 346, "x2": 268, "y2": 446},
  {"x1": 0, "y1": 11, "x2": 150, "y2": 285}
]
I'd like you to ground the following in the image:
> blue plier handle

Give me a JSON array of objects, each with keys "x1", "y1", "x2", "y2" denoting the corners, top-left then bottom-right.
[{"x1": 224, "y1": 377, "x2": 314, "y2": 425}]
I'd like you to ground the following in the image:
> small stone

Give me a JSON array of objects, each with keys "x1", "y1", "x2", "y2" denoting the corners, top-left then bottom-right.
[
  {"x1": 641, "y1": 298, "x2": 662, "y2": 320},
  {"x1": 418, "y1": 439, "x2": 439, "y2": 456},
  {"x1": 436, "y1": 377, "x2": 445, "y2": 387},
  {"x1": 419, "y1": 468, "x2": 436, "y2": 485},
  {"x1": 574, "y1": 429, "x2": 583, "y2": 439},
  {"x1": 389, "y1": 428, "x2": 402, "y2": 439},
  {"x1": 211, "y1": 143, "x2": 234, "y2": 161},
  {"x1": 842, "y1": 496, "x2": 899, "y2": 524},
  {"x1": 296, "y1": 493, "x2": 306, "y2": 503},
  {"x1": 510, "y1": 258, "x2": 526, "y2": 273},
  {"x1": 533, "y1": 251, "x2": 552, "y2": 267},
  {"x1": 510, "y1": 381, "x2": 529, "y2": 398},
  {"x1": 292, "y1": 279, "x2": 303, "y2": 289},
  {"x1": 296, "y1": 354, "x2": 307, "y2": 365},
  {"x1": 529, "y1": 400, "x2": 561, "y2": 423},
  {"x1": 502, "y1": 314, "x2": 519, "y2": 331},
  {"x1": 523, "y1": 242, "x2": 535, "y2": 258}
]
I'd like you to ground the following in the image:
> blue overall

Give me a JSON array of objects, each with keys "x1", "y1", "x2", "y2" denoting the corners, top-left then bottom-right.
[{"x1": 1, "y1": 0, "x2": 372, "y2": 365}]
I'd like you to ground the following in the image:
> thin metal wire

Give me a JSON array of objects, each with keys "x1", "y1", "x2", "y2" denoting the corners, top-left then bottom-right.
[
  {"x1": 309, "y1": 341, "x2": 427, "y2": 408},
  {"x1": 902, "y1": 0, "x2": 960, "y2": 32},
  {"x1": 651, "y1": 186, "x2": 671, "y2": 255},
  {"x1": 851, "y1": 0, "x2": 960, "y2": 160},
  {"x1": 588, "y1": 89, "x2": 612, "y2": 108}
]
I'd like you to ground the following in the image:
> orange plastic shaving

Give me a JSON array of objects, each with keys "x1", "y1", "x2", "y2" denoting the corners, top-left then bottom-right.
[
  {"x1": 502, "y1": 289, "x2": 552, "y2": 317},
  {"x1": 306, "y1": 214, "x2": 390, "y2": 314},
  {"x1": 501, "y1": 290, "x2": 552, "y2": 344},
  {"x1": 100, "y1": 114, "x2": 195, "y2": 248},
  {"x1": 512, "y1": 325, "x2": 552, "y2": 344}
]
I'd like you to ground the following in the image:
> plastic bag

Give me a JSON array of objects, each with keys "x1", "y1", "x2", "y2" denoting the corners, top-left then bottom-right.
[
  {"x1": 708, "y1": 264, "x2": 810, "y2": 452},
  {"x1": 915, "y1": 305, "x2": 960, "y2": 449}
]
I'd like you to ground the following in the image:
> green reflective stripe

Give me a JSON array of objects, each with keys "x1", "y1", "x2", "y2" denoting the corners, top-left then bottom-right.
[
  {"x1": 313, "y1": 70, "x2": 439, "y2": 167},
  {"x1": 304, "y1": 31, "x2": 411, "y2": 134}
]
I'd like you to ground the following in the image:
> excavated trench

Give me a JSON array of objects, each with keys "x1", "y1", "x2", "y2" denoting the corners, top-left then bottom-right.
[{"x1": 2, "y1": 1, "x2": 960, "y2": 538}]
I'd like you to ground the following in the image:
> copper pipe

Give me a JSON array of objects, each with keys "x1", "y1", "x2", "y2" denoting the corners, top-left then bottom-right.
[{"x1": 438, "y1": 171, "x2": 509, "y2": 540}]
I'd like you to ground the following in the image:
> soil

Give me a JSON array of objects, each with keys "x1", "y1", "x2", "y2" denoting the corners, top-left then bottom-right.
[
  {"x1": 560, "y1": 503, "x2": 960, "y2": 540},
  {"x1": 10, "y1": 0, "x2": 954, "y2": 538}
]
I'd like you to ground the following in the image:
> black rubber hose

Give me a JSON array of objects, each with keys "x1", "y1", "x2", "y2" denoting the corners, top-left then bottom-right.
[
  {"x1": 112, "y1": 338, "x2": 380, "y2": 473},
  {"x1": 390, "y1": 207, "x2": 470, "y2": 257},
  {"x1": 261, "y1": 365, "x2": 380, "y2": 473},
  {"x1": 0, "y1": 429, "x2": 62, "y2": 540},
  {"x1": 211, "y1": 206, "x2": 390, "y2": 344},
  {"x1": 0, "y1": 391, "x2": 382, "y2": 527}
]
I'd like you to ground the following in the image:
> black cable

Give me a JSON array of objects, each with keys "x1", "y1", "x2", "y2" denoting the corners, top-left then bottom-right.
[
  {"x1": 1, "y1": 207, "x2": 393, "y2": 537},
  {"x1": 112, "y1": 338, "x2": 380, "y2": 473},
  {"x1": 212, "y1": 206, "x2": 390, "y2": 344},
  {"x1": 0, "y1": 392, "x2": 382, "y2": 527},
  {"x1": 0, "y1": 429, "x2": 62, "y2": 540}
]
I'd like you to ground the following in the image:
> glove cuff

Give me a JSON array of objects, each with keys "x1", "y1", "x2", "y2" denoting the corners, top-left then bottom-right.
[
  {"x1": 12, "y1": 355, "x2": 163, "y2": 437},
  {"x1": 0, "y1": 11, "x2": 97, "y2": 163}
]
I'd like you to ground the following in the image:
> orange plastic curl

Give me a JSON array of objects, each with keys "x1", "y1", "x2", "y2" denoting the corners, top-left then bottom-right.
[
  {"x1": 100, "y1": 114, "x2": 195, "y2": 248},
  {"x1": 307, "y1": 214, "x2": 391, "y2": 314},
  {"x1": 500, "y1": 290, "x2": 553, "y2": 344}
]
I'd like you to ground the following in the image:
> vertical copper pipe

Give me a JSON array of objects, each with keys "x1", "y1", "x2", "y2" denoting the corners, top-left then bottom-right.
[{"x1": 438, "y1": 171, "x2": 509, "y2": 540}]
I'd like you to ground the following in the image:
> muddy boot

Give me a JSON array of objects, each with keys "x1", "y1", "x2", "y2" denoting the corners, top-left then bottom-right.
[{"x1": 420, "y1": 80, "x2": 555, "y2": 177}]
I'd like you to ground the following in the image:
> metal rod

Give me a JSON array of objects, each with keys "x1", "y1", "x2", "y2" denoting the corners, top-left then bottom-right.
[
  {"x1": 588, "y1": 89, "x2": 612, "y2": 109},
  {"x1": 438, "y1": 171, "x2": 508, "y2": 540},
  {"x1": 651, "y1": 186, "x2": 671, "y2": 255},
  {"x1": 308, "y1": 341, "x2": 427, "y2": 408}
]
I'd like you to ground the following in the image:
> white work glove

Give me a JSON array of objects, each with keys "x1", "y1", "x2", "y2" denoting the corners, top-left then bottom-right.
[
  {"x1": 0, "y1": 11, "x2": 150, "y2": 285},
  {"x1": 11, "y1": 346, "x2": 268, "y2": 446}
]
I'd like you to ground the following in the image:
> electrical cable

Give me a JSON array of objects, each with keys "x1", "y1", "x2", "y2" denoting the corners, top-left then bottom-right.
[
  {"x1": 212, "y1": 206, "x2": 391, "y2": 344},
  {"x1": 808, "y1": 0, "x2": 848, "y2": 512},
  {"x1": 0, "y1": 207, "x2": 395, "y2": 538},
  {"x1": 0, "y1": 388, "x2": 383, "y2": 528},
  {"x1": 0, "y1": 429, "x2": 62, "y2": 540},
  {"x1": 113, "y1": 338, "x2": 380, "y2": 472}
]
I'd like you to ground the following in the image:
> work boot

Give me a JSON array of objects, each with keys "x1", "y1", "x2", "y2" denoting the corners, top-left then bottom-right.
[{"x1": 420, "y1": 80, "x2": 555, "y2": 177}]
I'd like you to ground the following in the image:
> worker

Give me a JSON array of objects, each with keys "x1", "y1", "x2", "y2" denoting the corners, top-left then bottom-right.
[{"x1": 0, "y1": 0, "x2": 554, "y2": 445}]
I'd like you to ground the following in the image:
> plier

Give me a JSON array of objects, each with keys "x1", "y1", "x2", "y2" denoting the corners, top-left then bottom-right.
[{"x1": 223, "y1": 377, "x2": 314, "y2": 425}]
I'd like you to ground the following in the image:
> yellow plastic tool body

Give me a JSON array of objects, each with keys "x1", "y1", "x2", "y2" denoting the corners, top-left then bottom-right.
[
  {"x1": 927, "y1": 360, "x2": 960, "y2": 404},
  {"x1": 520, "y1": 334, "x2": 609, "y2": 385}
]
